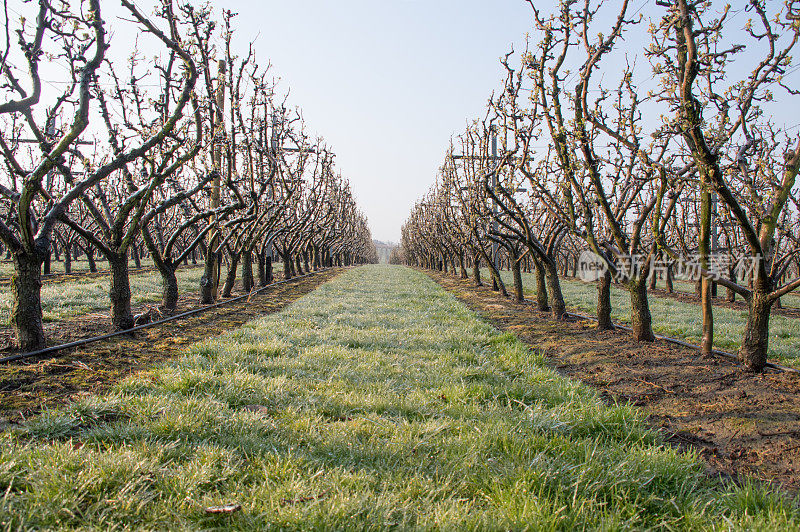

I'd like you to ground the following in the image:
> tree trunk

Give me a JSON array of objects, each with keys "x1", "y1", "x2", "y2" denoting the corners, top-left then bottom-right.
[
  {"x1": 257, "y1": 249, "x2": 267, "y2": 287},
  {"x1": 727, "y1": 267, "x2": 737, "y2": 303},
  {"x1": 283, "y1": 252, "x2": 294, "y2": 279},
  {"x1": 487, "y1": 259, "x2": 507, "y2": 297},
  {"x1": 739, "y1": 291, "x2": 773, "y2": 372},
  {"x1": 201, "y1": 231, "x2": 220, "y2": 304},
  {"x1": 64, "y1": 242, "x2": 72, "y2": 274},
  {"x1": 201, "y1": 243, "x2": 218, "y2": 303},
  {"x1": 701, "y1": 275, "x2": 714, "y2": 355},
  {"x1": 629, "y1": 278, "x2": 655, "y2": 342},
  {"x1": 597, "y1": 270, "x2": 613, "y2": 330},
  {"x1": 472, "y1": 253, "x2": 482, "y2": 286},
  {"x1": 511, "y1": 253, "x2": 524, "y2": 303},
  {"x1": 132, "y1": 244, "x2": 141, "y2": 269},
  {"x1": 161, "y1": 265, "x2": 179, "y2": 312},
  {"x1": 221, "y1": 253, "x2": 239, "y2": 298},
  {"x1": 543, "y1": 260, "x2": 566, "y2": 319},
  {"x1": 266, "y1": 255, "x2": 274, "y2": 284},
  {"x1": 109, "y1": 253, "x2": 134, "y2": 330},
  {"x1": 665, "y1": 263, "x2": 674, "y2": 293},
  {"x1": 86, "y1": 247, "x2": 97, "y2": 273},
  {"x1": 10, "y1": 251, "x2": 46, "y2": 351},
  {"x1": 534, "y1": 259, "x2": 549, "y2": 311},
  {"x1": 295, "y1": 255, "x2": 304, "y2": 276},
  {"x1": 242, "y1": 250, "x2": 254, "y2": 293}
]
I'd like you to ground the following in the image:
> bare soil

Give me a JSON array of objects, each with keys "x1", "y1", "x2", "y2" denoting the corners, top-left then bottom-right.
[
  {"x1": 0, "y1": 268, "x2": 342, "y2": 420},
  {"x1": 428, "y1": 270, "x2": 800, "y2": 495}
]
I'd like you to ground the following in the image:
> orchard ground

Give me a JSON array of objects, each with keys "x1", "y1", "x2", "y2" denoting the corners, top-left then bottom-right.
[{"x1": 0, "y1": 265, "x2": 797, "y2": 529}]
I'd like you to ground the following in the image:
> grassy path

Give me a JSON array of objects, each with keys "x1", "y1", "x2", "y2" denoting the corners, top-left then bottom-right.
[{"x1": 0, "y1": 265, "x2": 796, "y2": 529}]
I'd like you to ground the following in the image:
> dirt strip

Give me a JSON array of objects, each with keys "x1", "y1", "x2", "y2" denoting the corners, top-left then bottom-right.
[
  {"x1": 427, "y1": 270, "x2": 800, "y2": 495},
  {"x1": 0, "y1": 268, "x2": 342, "y2": 420}
]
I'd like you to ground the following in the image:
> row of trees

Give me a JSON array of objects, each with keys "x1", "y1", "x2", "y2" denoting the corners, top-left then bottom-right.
[
  {"x1": 0, "y1": 1, "x2": 376, "y2": 351},
  {"x1": 399, "y1": 0, "x2": 800, "y2": 373}
]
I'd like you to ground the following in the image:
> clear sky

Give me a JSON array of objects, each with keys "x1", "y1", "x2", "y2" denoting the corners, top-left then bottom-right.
[{"x1": 221, "y1": 0, "x2": 539, "y2": 243}]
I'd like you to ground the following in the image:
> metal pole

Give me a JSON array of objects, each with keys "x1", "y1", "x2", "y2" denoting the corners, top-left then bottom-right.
[
  {"x1": 711, "y1": 194, "x2": 719, "y2": 298},
  {"x1": 491, "y1": 126, "x2": 500, "y2": 283},
  {"x1": 201, "y1": 59, "x2": 226, "y2": 303}
]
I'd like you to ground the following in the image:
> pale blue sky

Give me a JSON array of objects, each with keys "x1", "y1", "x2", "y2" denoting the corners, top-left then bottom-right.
[
  {"x1": 221, "y1": 0, "x2": 539, "y2": 243},
  {"x1": 15, "y1": 0, "x2": 796, "y2": 243}
]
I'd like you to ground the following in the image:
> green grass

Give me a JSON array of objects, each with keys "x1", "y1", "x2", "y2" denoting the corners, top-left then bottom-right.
[
  {"x1": 665, "y1": 278, "x2": 800, "y2": 308},
  {"x1": 0, "y1": 266, "x2": 205, "y2": 324},
  {"x1": 0, "y1": 265, "x2": 796, "y2": 529},
  {"x1": 0, "y1": 258, "x2": 162, "y2": 277},
  {"x1": 0, "y1": 259, "x2": 292, "y2": 324},
  {"x1": 487, "y1": 269, "x2": 800, "y2": 367}
]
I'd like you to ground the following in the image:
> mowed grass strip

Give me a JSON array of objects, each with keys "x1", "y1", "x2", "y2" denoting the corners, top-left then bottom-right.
[
  {"x1": 0, "y1": 265, "x2": 796, "y2": 529},
  {"x1": 486, "y1": 269, "x2": 800, "y2": 367}
]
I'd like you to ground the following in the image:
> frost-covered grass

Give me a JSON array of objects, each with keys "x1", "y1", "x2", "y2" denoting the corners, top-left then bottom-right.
[
  {"x1": 0, "y1": 266, "x2": 204, "y2": 324},
  {"x1": 0, "y1": 265, "x2": 796, "y2": 529},
  {"x1": 488, "y1": 269, "x2": 800, "y2": 367},
  {"x1": 0, "y1": 258, "x2": 160, "y2": 277},
  {"x1": 664, "y1": 278, "x2": 800, "y2": 308}
]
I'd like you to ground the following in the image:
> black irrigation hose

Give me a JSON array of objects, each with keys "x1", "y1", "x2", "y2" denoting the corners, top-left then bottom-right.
[
  {"x1": 0, "y1": 268, "x2": 332, "y2": 365},
  {"x1": 520, "y1": 298, "x2": 800, "y2": 375}
]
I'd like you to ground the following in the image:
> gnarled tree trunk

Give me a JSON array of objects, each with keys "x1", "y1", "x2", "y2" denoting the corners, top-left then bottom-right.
[
  {"x1": 242, "y1": 250, "x2": 254, "y2": 293},
  {"x1": 472, "y1": 253, "x2": 482, "y2": 286},
  {"x1": 161, "y1": 265, "x2": 179, "y2": 311},
  {"x1": 597, "y1": 270, "x2": 613, "y2": 331},
  {"x1": 739, "y1": 289, "x2": 773, "y2": 372},
  {"x1": 543, "y1": 259, "x2": 566, "y2": 319},
  {"x1": 109, "y1": 253, "x2": 134, "y2": 330},
  {"x1": 533, "y1": 258, "x2": 549, "y2": 312},
  {"x1": 221, "y1": 253, "x2": 239, "y2": 298},
  {"x1": 10, "y1": 251, "x2": 46, "y2": 351},
  {"x1": 629, "y1": 278, "x2": 655, "y2": 342}
]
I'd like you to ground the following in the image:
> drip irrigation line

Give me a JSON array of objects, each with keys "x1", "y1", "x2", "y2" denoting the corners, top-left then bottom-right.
[
  {"x1": 520, "y1": 298, "x2": 799, "y2": 375},
  {"x1": 0, "y1": 268, "x2": 333, "y2": 365}
]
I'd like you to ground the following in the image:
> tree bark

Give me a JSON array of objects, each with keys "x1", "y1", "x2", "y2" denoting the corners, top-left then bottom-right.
[
  {"x1": 10, "y1": 251, "x2": 46, "y2": 351},
  {"x1": 665, "y1": 263, "x2": 674, "y2": 293},
  {"x1": 64, "y1": 243, "x2": 72, "y2": 274},
  {"x1": 511, "y1": 253, "x2": 524, "y2": 303},
  {"x1": 533, "y1": 258, "x2": 549, "y2": 311},
  {"x1": 739, "y1": 290, "x2": 773, "y2": 372},
  {"x1": 472, "y1": 253, "x2": 482, "y2": 286},
  {"x1": 597, "y1": 270, "x2": 613, "y2": 331},
  {"x1": 543, "y1": 259, "x2": 566, "y2": 319},
  {"x1": 257, "y1": 249, "x2": 267, "y2": 287},
  {"x1": 132, "y1": 244, "x2": 141, "y2": 269},
  {"x1": 86, "y1": 246, "x2": 97, "y2": 273},
  {"x1": 265, "y1": 255, "x2": 274, "y2": 284},
  {"x1": 221, "y1": 253, "x2": 239, "y2": 298},
  {"x1": 629, "y1": 278, "x2": 655, "y2": 342},
  {"x1": 109, "y1": 253, "x2": 134, "y2": 330},
  {"x1": 242, "y1": 250, "x2": 254, "y2": 293},
  {"x1": 161, "y1": 265, "x2": 179, "y2": 311},
  {"x1": 200, "y1": 237, "x2": 219, "y2": 304}
]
